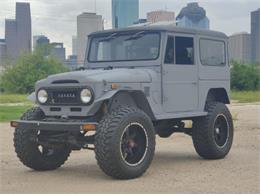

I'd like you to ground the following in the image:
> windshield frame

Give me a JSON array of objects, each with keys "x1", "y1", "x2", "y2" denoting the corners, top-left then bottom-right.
[{"x1": 87, "y1": 30, "x2": 161, "y2": 63}]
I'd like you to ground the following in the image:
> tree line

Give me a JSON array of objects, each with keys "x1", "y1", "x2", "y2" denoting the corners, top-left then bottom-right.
[
  {"x1": 0, "y1": 46, "x2": 68, "y2": 93},
  {"x1": 231, "y1": 61, "x2": 260, "y2": 91},
  {"x1": 0, "y1": 49, "x2": 259, "y2": 93}
]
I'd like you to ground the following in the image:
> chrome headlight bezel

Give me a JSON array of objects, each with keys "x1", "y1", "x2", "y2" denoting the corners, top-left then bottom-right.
[
  {"x1": 37, "y1": 89, "x2": 48, "y2": 104},
  {"x1": 80, "y1": 88, "x2": 94, "y2": 104}
]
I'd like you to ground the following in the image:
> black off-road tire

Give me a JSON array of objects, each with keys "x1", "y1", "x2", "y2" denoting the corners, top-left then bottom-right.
[
  {"x1": 192, "y1": 102, "x2": 233, "y2": 159},
  {"x1": 14, "y1": 107, "x2": 71, "y2": 171},
  {"x1": 95, "y1": 107, "x2": 155, "y2": 179}
]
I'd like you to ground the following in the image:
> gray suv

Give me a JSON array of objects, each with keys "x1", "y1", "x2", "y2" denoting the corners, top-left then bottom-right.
[{"x1": 11, "y1": 25, "x2": 233, "y2": 179}]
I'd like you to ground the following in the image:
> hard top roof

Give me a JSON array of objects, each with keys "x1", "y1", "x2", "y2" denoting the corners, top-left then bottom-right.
[{"x1": 89, "y1": 24, "x2": 227, "y2": 39}]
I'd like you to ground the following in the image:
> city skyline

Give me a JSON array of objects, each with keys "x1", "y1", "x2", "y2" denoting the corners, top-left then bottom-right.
[{"x1": 0, "y1": 0, "x2": 260, "y2": 56}]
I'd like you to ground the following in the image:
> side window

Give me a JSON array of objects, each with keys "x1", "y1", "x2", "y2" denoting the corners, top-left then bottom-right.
[
  {"x1": 200, "y1": 39, "x2": 226, "y2": 66},
  {"x1": 175, "y1": 37, "x2": 194, "y2": 65},
  {"x1": 164, "y1": 36, "x2": 174, "y2": 64}
]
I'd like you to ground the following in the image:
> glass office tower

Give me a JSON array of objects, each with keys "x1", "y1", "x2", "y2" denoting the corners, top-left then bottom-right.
[{"x1": 112, "y1": 0, "x2": 139, "y2": 29}]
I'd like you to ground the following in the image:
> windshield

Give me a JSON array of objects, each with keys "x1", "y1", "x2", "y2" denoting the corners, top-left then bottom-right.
[{"x1": 88, "y1": 31, "x2": 161, "y2": 62}]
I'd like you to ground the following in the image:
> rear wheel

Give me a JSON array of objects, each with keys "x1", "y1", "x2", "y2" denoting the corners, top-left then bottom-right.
[
  {"x1": 192, "y1": 102, "x2": 233, "y2": 159},
  {"x1": 95, "y1": 107, "x2": 155, "y2": 179},
  {"x1": 14, "y1": 107, "x2": 71, "y2": 171}
]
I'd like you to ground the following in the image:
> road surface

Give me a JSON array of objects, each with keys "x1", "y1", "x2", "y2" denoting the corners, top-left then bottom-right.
[{"x1": 0, "y1": 103, "x2": 259, "y2": 193}]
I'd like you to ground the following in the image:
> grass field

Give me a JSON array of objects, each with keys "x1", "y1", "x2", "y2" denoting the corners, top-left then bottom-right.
[
  {"x1": 0, "y1": 94, "x2": 33, "y2": 122},
  {"x1": 0, "y1": 105, "x2": 32, "y2": 122},
  {"x1": 0, "y1": 91, "x2": 259, "y2": 122},
  {"x1": 230, "y1": 91, "x2": 260, "y2": 103},
  {"x1": 0, "y1": 94, "x2": 31, "y2": 104}
]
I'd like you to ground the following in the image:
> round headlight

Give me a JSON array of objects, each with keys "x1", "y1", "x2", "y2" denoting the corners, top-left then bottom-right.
[
  {"x1": 37, "y1": 89, "x2": 48, "y2": 104},
  {"x1": 80, "y1": 88, "x2": 92, "y2": 104}
]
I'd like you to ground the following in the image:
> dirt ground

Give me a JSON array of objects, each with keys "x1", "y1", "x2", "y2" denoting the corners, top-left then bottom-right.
[{"x1": 0, "y1": 103, "x2": 259, "y2": 193}]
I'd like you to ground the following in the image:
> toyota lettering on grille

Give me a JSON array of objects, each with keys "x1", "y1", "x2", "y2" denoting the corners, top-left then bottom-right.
[
  {"x1": 51, "y1": 90, "x2": 79, "y2": 104},
  {"x1": 57, "y1": 93, "x2": 76, "y2": 98}
]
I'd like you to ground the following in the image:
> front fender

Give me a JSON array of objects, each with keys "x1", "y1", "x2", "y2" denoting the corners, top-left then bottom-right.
[
  {"x1": 87, "y1": 90, "x2": 119, "y2": 115},
  {"x1": 94, "y1": 90, "x2": 120, "y2": 103},
  {"x1": 90, "y1": 89, "x2": 155, "y2": 120}
]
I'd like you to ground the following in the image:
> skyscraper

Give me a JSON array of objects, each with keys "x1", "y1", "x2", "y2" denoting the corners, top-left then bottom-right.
[
  {"x1": 16, "y1": 2, "x2": 31, "y2": 54},
  {"x1": 147, "y1": 11, "x2": 175, "y2": 23},
  {"x1": 229, "y1": 32, "x2": 251, "y2": 64},
  {"x1": 0, "y1": 39, "x2": 7, "y2": 60},
  {"x1": 33, "y1": 35, "x2": 50, "y2": 50},
  {"x1": 50, "y1": 42, "x2": 66, "y2": 63},
  {"x1": 72, "y1": 36, "x2": 77, "y2": 56},
  {"x1": 5, "y1": 19, "x2": 18, "y2": 59},
  {"x1": 0, "y1": 39, "x2": 7, "y2": 71},
  {"x1": 176, "y1": 2, "x2": 209, "y2": 29},
  {"x1": 112, "y1": 0, "x2": 139, "y2": 28},
  {"x1": 5, "y1": 2, "x2": 31, "y2": 60},
  {"x1": 65, "y1": 55, "x2": 78, "y2": 70},
  {"x1": 251, "y1": 8, "x2": 260, "y2": 62},
  {"x1": 77, "y1": 13, "x2": 103, "y2": 65}
]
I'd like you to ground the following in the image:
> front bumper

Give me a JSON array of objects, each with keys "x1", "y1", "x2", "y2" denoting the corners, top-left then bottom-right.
[{"x1": 10, "y1": 120, "x2": 97, "y2": 132}]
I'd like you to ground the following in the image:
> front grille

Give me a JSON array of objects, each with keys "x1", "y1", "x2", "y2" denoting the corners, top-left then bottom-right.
[{"x1": 47, "y1": 88, "x2": 81, "y2": 105}]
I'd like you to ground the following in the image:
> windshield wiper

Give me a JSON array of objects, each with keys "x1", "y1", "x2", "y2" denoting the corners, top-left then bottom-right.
[
  {"x1": 125, "y1": 31, "x2": 145, "y2": 41},
  {"x1": 100, "y1": 33, "x2": 118, "y2": 42}
]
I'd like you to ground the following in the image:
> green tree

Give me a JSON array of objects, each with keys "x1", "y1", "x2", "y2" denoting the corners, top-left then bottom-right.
[
  {"x1": 231, "y1": 61, "x2": 260, "y2": 91},
  {"x1": 0, "y1": 46, "x2": 68, "y2": 93}
]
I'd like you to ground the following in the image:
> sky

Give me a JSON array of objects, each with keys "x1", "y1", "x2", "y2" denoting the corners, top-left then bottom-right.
[{"x1": 0, "y1": 0, "x2": 260, "y2": 56}]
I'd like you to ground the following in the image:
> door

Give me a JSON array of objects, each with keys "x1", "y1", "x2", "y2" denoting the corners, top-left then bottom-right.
[{"x1": 162, "y1": 33, "x2": 198, "y2": 113}]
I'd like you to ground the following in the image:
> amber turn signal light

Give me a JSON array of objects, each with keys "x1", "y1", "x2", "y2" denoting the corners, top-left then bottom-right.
[
  {"x1": 111, "y1": 83, "x2": 120, "y2": 89},
  {"x1": 82, "y1": 123, "x2": 96, "y2": 131},
  {"x1": 10, "y1": 121, "x2": 18, "y2": 128}
]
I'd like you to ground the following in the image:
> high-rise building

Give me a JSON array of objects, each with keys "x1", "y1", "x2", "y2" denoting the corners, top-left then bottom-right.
[
  {"x1": 5, "y1": 19, "x2": 18, "y2": 59},
  {"x1": 72, "y1": 36, "x2": 77, "y2": 56},
  {"x1": 33, "y1": 35, "x2": 42, "y2": 50},
  {"x1": 0, "y1": 39, "x2": 7, "y2": 71},
  {"x1": 229, "y1": 32, "x2": 251, "y2": 64},
  {"x1": 50, "y1": 43, "x2": 66, "y2": 63},
  {"x1": 77, "y1": 13, "x2": 103, "y2": 65},
  {"x1": 147, "y1": 11, "x2": 175, "y2": 23},
  {"x1": 251, "y1": 8, "x2": 260, "y2": 62},
  {"x1": 112, "y1": 0, "x2": 139, "y2": 28},
  {"x1": 16, "y1": 2, "x2": 31, "y2": 53},
  {"x1": 33, "y1": 35, "x2": 50, "y2": 50},
  {"x1": 5, "y1": 2, "x2": 31, "y2": 60},
  {"x1": 65, "y1": 55, "x2": 78, "y2": 70},
  {"x1": 176, "y1": 2, "x2": 209, "y2": 29},
  {"x1": 133, "y1": 19, "x2": 147, "y2": 25}
]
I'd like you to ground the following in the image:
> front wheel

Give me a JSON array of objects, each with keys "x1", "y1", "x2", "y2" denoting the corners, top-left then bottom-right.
[
  {"x1": 192, "y1": 102, "x2": 234, "y2": 159},
  {"x1": 94, "y1": 107, "x2": 155, "y2": 179},
  {"x1": 14, "y1": 107, "x2": 71, "y2": 171}
]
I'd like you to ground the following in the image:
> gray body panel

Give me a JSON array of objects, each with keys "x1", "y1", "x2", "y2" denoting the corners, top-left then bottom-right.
[{"x1": 33, "y1": 25, "x2": 230, "y2": 121}]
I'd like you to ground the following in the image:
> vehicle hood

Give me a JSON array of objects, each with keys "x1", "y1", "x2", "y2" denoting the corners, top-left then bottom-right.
[{"x1": 37, "y1": 68, "x2": 153, "y2": 85}]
